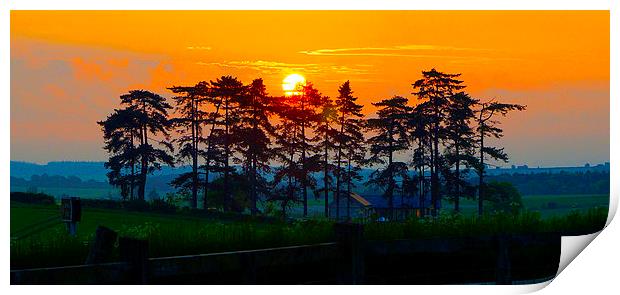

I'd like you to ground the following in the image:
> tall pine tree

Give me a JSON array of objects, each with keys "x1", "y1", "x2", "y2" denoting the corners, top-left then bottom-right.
[
  {"x1": 443, "y1": 91, "x2": 478, "y2": 212},
  {"x1": 98, "y1": 107, "x2": 141, "y2": 200},
  {"x1": 169, "y1": 81, "x2": 210, "y2": 208},
  {"x1": 412, "y1": 69, "x2": 465, "y2": 215},
  {"x1": 313, "y1": 93, "x2": 337, "y2": 217},
  {"x1": 333, "y1": 81, "x2": 365, "y2": 220},
  {"x1": 234, "y1": 78, "x2": 276, "y2": 215},
  {"x1": 210, "y1": 76, "x2": 246, "y2": 211},
  {"x1": 104, "y1": 90, "x2": 175, "y2": 201},
  {"x1": 366, "y1": 96, "x2": 411, "y2": 219}
]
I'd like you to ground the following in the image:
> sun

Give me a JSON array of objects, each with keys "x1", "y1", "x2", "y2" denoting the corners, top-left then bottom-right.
[{"x1": 282, "y1": 73, "x2": 306, "y2": 96}]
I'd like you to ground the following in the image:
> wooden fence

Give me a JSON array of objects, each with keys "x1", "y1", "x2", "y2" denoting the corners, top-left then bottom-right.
[{"x1": 11, "y1": 223, "x2": 560, "y2": 285}]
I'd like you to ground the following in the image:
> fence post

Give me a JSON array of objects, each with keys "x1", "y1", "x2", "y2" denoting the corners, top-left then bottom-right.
[
  {"x1": 495, "y1": 234, "x2": 512, "y2": 284},
  {"x1": 119, "y1": 237, "x2": 149, "y2": 284},
  {"x1": 241, "y1": 252, "x2": 257, "y2": 284},
  {"x1": 334, "y1": 222, "x2": 364, "y2": 284},
  {"x1": 85, "y1": 226, "x2": 118, "y2": 264}
]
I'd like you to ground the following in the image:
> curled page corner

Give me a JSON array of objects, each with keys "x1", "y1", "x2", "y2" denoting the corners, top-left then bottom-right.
[
  {"x1": 556, "y1": 232, "x2": 601, "y2": 276},
  {"x1": 501, "y1": 279, "x2": 553, "y2": 294},
  {"x1": 514, "y1": 231, "x2": 603, "y2": 294},
  {"x1": 553, "y1": 192, "x2": 617, "y2": 281}
]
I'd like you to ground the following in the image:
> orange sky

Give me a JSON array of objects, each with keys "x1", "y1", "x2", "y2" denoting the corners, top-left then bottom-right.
[{"x1": 10, "y1": 11, "x2": 609, "y2": 166}]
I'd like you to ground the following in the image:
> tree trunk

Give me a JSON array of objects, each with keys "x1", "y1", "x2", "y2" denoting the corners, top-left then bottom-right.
[
  {"x1": 428, "y1": 134, "x2": 434, "y2": 217},
  {"x1": 251, "y1": 155, "x2": 257, "y2": 215},
  {"x1": 223, "y1": 97, "x2": 230, "y2": 211},
  {"x1": 204, "y1": 159, "x2": 209, "y2": 210},
  {"x1": 191, "y1": 100, "x2": 198, "y2": 209},
  {"x1": 346, "y1": 157, "x2": 352, "y2": 221},
  {"x1": 432, "y1": 126, "x2": 440, "y2": 217},
  {"x1": 139, "y1": 125, "x2": 147, "y2": 201},
  {"x1": 387, "y1": 128, "x2": 394, "y2": 220},
  {"x1": 286, "y1": 141, "x2": 295, "y2": 220},
  {"x1": 301, "y1": 111, "x2": 308, "y2": 217},
  {"x1": 130, "y1": 131, "x2": 135, "y2": 201},
  {"x1": 251, "y1": 99, "x2": 259, "y2": 216},
  {"x1": 419, "y1": 165, "x2": 424, "y2": 213},
  {"x1": 324, "y1": 128, "x2": 329, "y2": 218},
  {"x1": 478, "y1": 129, "x2": 485, "y2": 216},
  {"x1": 455, "y1": 141, "x2": 460, "y2": 213},
  {"x1": 335, "y1": 116, "x2": 345, "y2": 220}
]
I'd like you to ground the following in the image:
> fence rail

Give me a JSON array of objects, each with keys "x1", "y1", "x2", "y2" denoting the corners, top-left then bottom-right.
[{"x1": 11, "y1": 224, "x2": 560, "y2": 285}]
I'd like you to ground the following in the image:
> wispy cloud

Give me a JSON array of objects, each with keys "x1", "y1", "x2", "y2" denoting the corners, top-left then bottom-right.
[
  {"x1": 299, "y1": 44, "x2": 488, "y2": 58},
  {"x1": 186, "y1": 46, "x2": 212, "y2": 50},
  {"x1": 197, "y1": 60, "x2": 372, "y2": 75}
]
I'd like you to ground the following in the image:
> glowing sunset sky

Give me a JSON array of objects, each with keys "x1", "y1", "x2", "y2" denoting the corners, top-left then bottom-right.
[{"x1": 10, "y1": 11, "x2": 609, "y2": 166}]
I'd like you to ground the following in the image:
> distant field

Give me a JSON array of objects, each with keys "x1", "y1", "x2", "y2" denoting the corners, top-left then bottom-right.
[
  {"x1": 456, "y1": 194, "x2": 609, "y2": 217},
  {"x1": 290, "y1": 194, "x2": 609, "y2": 218},
  {"x1": 10, "y1": 185, "x2": 610, "y2": 219}
]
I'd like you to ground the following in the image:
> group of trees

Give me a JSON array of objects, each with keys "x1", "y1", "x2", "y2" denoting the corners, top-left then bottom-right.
[
  {"x1": 487, "y1": 171, "x2": 610, "y2": 195},
  {"x1": 360, "y1": 70, "x2": 525, "y2": 217},
  {"x1": 99, "y1": 69, "x2": 525, "y2": 219}
]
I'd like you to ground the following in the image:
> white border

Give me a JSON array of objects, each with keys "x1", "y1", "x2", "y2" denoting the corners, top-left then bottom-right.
[
  {"x1": 2, "y1": 0, "x2": 616, "y2": 10},
  {"x1": 2, "y1": 1, "x2": 616, "y2": 294}
]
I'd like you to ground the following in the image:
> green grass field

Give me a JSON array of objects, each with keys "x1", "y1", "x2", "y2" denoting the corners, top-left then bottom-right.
[
  {"x1": 11, "y1": 202, "x2": 335, "y2": 269},
  {"x1": 10, "y1": 194, "x2": 608, "y2": 269},
  {"x1": 11, "y1": 201, "x2": 217, "y2": 237}
]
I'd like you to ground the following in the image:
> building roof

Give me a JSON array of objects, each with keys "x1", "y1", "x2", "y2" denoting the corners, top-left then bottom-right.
[
  {"x1": 363, "y1": 194, "x2": 418, "y2": 208},
  {"x1": 350, "y1": 192, "x2": 371, "y2": 206},
  {"x1": 329, "y1": 192, "x2": 435, "y2": 209}
]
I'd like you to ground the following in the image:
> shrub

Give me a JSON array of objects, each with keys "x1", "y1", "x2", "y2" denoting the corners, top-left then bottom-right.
[
  {"x1": 122, "y1": 199, "x2": 150, "y2": 211},
  {"x1": 149, "y1": 199, "x2": 176, "y2": 213},
  {"x1": 484, "y1": 181, "x2": 523, "y2": 215},
  {"x1": 80, "y1": 198, "x2": 122, "y2": 209},
  {"x1": 10, "y1": 192, "x2": 56, "y2": 205}
]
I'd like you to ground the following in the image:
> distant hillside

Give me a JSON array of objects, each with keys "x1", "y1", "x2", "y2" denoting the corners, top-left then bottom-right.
[
  {"x1": 10, "y1": 161, "x2": 610, "y2": 199},
  {"x1": 11, "y1": 160, "x2": 610, "y2": 182},
  {"x1": 484, "y1": 162, "x2": 610, "y2": 176},
  {"x1": 10, "y1": 161, "x2": 191, "y2": 182},
  {"x1": 10, "y1": 161, "x2": 110, "y2": 181}
]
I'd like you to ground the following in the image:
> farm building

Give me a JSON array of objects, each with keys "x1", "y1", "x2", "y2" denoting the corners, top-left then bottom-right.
[{"x1": 329, "y1": 192, "x2": 437, "y2": 221}]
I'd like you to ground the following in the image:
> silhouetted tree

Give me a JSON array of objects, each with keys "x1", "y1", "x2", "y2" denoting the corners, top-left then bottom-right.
[
  {"x1": 101, "y1": 90, "x2": 175, "y2": 201},
  {"x1": 169, "y1": 82, "x2": 210, "y2": 208},
  {"x1": 98, "y1": 107, "x2": 141, "y2": 200},
  {"x1": 313, "y1": 93, "x2": 338, "y2": 217},
  {"x1": 333, "y1": 81, "x2": 366, "y2": 220},
  {"x1": 210, "y1": 76, "x2": 246, "y2": 211},
  {"x1": 201, "y1": 88, "x2": 226, "y2": 210},
  {"x1": 412, "y1": 69, "x2": 465, "y2": 215},
  {"x1": 484, "y1": 181, "x2": 523, "y2": 215},
  {"x1": 299, "y1": 83, "x2": 324, "y2": 217},
  {"x1": 408, "y1": 104, "x2": 432, "y2": 212},
  {"x1": 271, "y1": 95, "x2": 303, "y2": 219},
  {"x1": 475, "y1": 100, "x2": 526, "y2": 216},
  {"x1": 202, "y1": 172, "x2": 252, "y2": 212},
  {"x1": 443, "y1": 91, "x2": 478, "y2": 212},
  {"x1": 366, "y1": 96, "x2": 411, "y2": 219},
  {"x1": 234, "y1": 78, "x2": 276, "y2": 215}
]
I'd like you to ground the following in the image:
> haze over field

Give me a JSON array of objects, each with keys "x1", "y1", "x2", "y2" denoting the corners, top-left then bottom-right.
[{"x1": 10, "y1": 11, "x2": 609, "y2": 167}]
